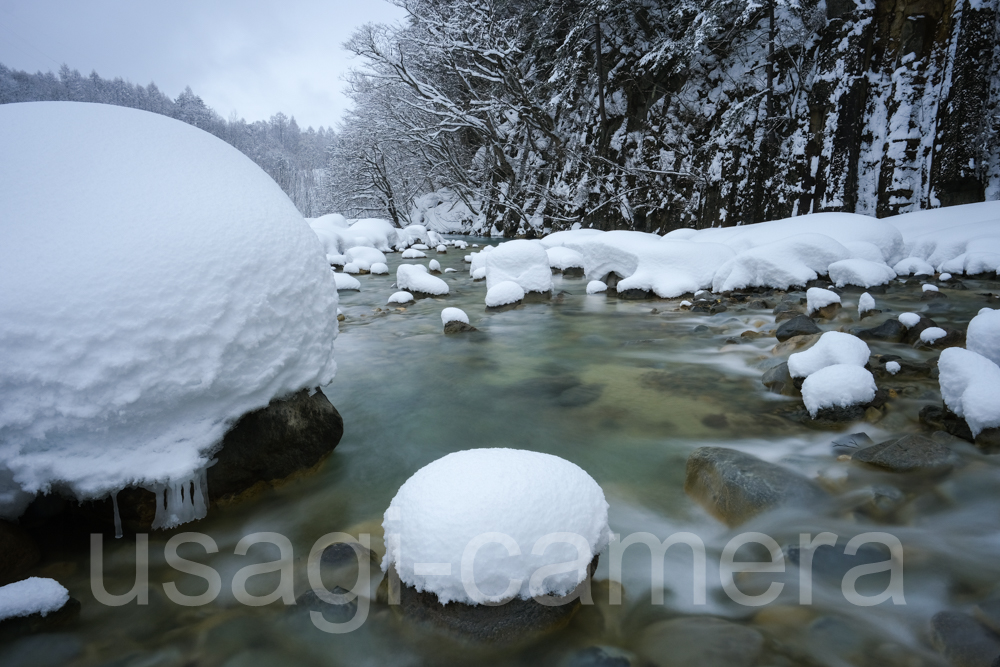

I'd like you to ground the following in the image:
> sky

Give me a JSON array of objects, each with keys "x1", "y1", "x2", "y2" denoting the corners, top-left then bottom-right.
[{"x1": 0, "y1": 0, "x2": 409, "y2": 130}]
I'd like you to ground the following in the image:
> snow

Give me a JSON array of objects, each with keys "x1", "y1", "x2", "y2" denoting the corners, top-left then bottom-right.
[
  {"x1": 484, "y1": 240, "x2": 553, "y2": 293},
  {"x1": 844, "y1": 241, "x2": 886, "y2": 263},
  {"x1": 346, "y1": 219, "x2": 399, "y2": 252},
  {"x1": 413, "y1": 244, "x2": 430, "y2": 250},
  {"x1": 546, "y1": 246, "x2": 586, "y2": 271},
  {"x1": 828, "y1": 258, "x2": 897, "y2": 288},
  {"x1": 472, "y1": 268, "x2": 487, "y2": 280},
  {"x1": 0, "y1": 102, "x2": 338, "y2": 515},
  {"x1": 939, "y1": 273, "x2": 953, "y2": 281},
  {"x1": 345, "y1": 247, "x2": 387, "y2": 272},
  {"x1": 408, "y1": 190, "x2": 476, "y2": 233},
  {"x1": 444, "y1": 268, "x2": 457, "y2": 273},
  {"x1": 441, "y1": 307, "x2": 469, "y2": 325},
  {"x1": 436, "y1": 245, "x2": 448, "y2": 253},
  {"x1": 397, "y1": 264, "x2": 449, "y2": 296},
  {"x1": 885, "y1": 361, "x2": 901, "y2": 375},
  {"x1": 680, "y1": 300, "x2": 692, "y2": 307},
  {"x1": 485, "y1": 281, "x2": 525, "y2": 307},
  {"x1": 898, "y1": 312, "x2": 921, "y2": 327},
  {"x1": 537, "y1": 229, "x2": 604, "y2": 249},
  {"x1": 402, "y1": 248, "x2": 427, "y2": 259},
  {"x1": 333, "y1": 272, "x2": 361, "y2": 291},
  {"x1": 892, "y1": 257, "x2": 935, "y2": 276},
  {"x1": 891, "y1": 202, "x2": 1000, "y2": 273},
  {"x1": 806, "y1": 287, "x2": 841, "y2": 315},
  {"x1": 801, "y1": 365, "x2": 877, "y2": 418},
  {"x1": 858, "y1": 292, "x2": 876, "y2": 316},
  {"x1": 326, "y1": 253, "x2": 346, "y2": 267},
  {"x1": 381, "y1": 448, "x2": 610, "y2": 605},
  {"x1": 587, "y1": 281, "x2": 608, "y2": 294},
  {"x1": 388, "y1": 291, "x2": 414, "y2": 304},
  {"x1": 788, "y1": 332, "x2": 871, "y2": 379},
  {"x1": 344, "y1": 263, "x2": 361, "y2": 274},
  {"x1": 370, "y1": 262, "x2": 389, "y2": 275},
  {"x1": 919, "y1": 327, "x2": 947, "y2": 343},
  {"x1": 711, "y1": 233, "x2": 850, "y2": 292},
  {"x1": 938, "y1": 347, "x2": 1000, "y2": 437},
  {"x1": 967, "y1": 309, "x2": 1000, "y2": 365},
  {"x1": 0, "y1": 578, "x2": 69, "y2": 621},
  {"x1": 922, "y1": 284, "x2": 939, "y2": 292},
  {"x1": 428, "y1": 259, "x2": 442, "y2": 272}
]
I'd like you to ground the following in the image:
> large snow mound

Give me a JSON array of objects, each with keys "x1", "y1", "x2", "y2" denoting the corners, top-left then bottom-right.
[
  {"x1": 345, "y1": 247, "x2": 387, "y2": 271},
  {"x1": 397, "y1": 264, "x2": 449, "y2": 296},
  {"x1": 801, "y1": 365, "x2": 877, "y2": 418},
  {"x1": 711, "y1": 233, "x2": 850, "y2": 292},
  {"x1": 486, "y1": 281, "x2": 525, "y2": 307},
  {"x1": 892, "y1": 202, "x2": 1000, "y2": 273},
  {"x1": 485, "y1": 240, "x2": 553, "y2": 293},
  {"x1": 828, "y1": 258, "x2": 896, "y2": 288},
  {"x1": 0, "y1": 102, "x2": 338, "y2": 514},
  {"x1": 938, "y1": 347, "x2": 1000, "y2": 437},
  {"x1": 382, "y1": 448, "x2": 610, "y2": 605},
  {"x1": 788, "y1": 332, "x2": 871, "y2": 379},
  {"x1": 0, "y1": 577, "x2": 69, "y2": 621},
  {"x1": 967, "y1": 308, "x2": 1000, "y2": 367},
  {"x1": 546, "y1": 246, "x2": 585, "y2": 271}
]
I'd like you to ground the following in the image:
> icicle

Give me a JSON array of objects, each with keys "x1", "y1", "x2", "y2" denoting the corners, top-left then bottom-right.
[
  {"x1": 149, "y1": 469, "x2": 209, "y2": 530},
  {"x1": 112, "y1": 491, "x2": 123, "y2": 539}
]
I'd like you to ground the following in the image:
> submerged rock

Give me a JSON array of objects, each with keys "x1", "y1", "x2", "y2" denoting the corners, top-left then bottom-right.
[
  {"x1": 636, "y1": 617, "x2": 763, "y2": 667},
  {"x1": 931, "y1": 611, "x2": 1000, "y2": 667},
  {"x1": 776, "y1": 315, "x2": 821, "y2": 342},
  {"x1": 851, "y1": 435, "x2": 955, "y2": 475},
  {"x1": 684, "y1": 447, "x2": 826, "y2": 526},
  {"x1": 443, "y1": 321, "x2": 478, "y2": 334},
  {"x1": 761, "y1": 362, "x2": 799, "y2": 397}
]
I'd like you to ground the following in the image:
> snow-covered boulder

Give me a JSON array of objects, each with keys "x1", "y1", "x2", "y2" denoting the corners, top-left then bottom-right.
[
  {"x1": 397, "y1": 264, "x2": 449, "y2": 296},
  {"x1": 485, "y1": 281, "x2": 525, "y2": 307},
  {"x1": 436, "y1": 244, "x2": 448, "y2": 253},
  {"x1": 485, "y1": 240, "x2": 552, "y2": 293},
  {"x1": 441, "y1": 307, "x2": 469, "y2": 325},
  {"x1": 397, "y1": 224, "x2": 430, "y2": 248},
  {"x1": 893, "y1": 203, "x2": 1000, "y2": 273},
  {"x1": 343, "y1": 262, "x2": 361, "y2": 274},
  {"x1": 370, "y1": 262, "x2": 389, "y2": 275},
  {"x1": 388, "y1": 291, "x2": 414, "y2": 304},
  {"x1": 587, "y1": 281, "x2": 608, "y2": 294},
  {"x1": 801, "y1": 365, "x2": 877, "y2": 419},
  {"x1": 711, "y1": 234, "x2": 850, "y2": 292},
  {"x1": 806, "y1": 287, "x2": 841, "y2": 316},
  {"x1": 333, "y1": 272, "x2": 361, "y2": 291},
  {"x1": 546, "y1": 246, "x2": 586, "y2": 272},
  {"x1": 402, "y1": 248, "x2": 427, "y2": 259},
  {"x1": 346, "y1": 218, "x2": 399, "y2": 252},
  {"x1": 309, "y1": 214, "x2": 351, "y2": 255},
  {"x1": 472, "y1": 267, "x2": 487, "y2": 280},
  {"x1": 0, "y1": 577, "x2": 70, "y2": 622},
  {"x1": 828, "y1": 259, "x2": 896, "y2": 288},
  {"x1": 898, "y1": 313, "x2": 921, "y2": 328},
  {"x1": 538, "y1": 228, "x2": 604, "y2": 249},
  {"x1": 892, "y1": 257, "x2": 935, "y2": 276},
  {"x1": 345, "y1": 246, "x2": 387, "y2": 272},
  {"x1": 788, "y1": 332, "x2": 871, "y2": 379},
  {"x1": 919, "y1": 327, "x2": 947, "y2": 344},
  {"x1": 0, "y1": 102, "x2": 338, "y2": 518},
  {"x1": 428, "y1": 259, "x2": 442, "y2": 272},
  {"x1": 967, "y1": 308, "x2": 1000, "y2": 366},
  {"x1": 382, "y1": 448, "x2": 610, "y2": 605},
  {"x1": 858, "y1": 292, "x2": 876, "y2": 317},
  {"x1": 938, "y1": 347, "x2": 1000, "y2": 437}
]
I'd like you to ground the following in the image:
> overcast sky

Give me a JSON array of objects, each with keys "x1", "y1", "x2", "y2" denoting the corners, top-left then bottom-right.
[{"x1": 0, "y1": 0, "x2": 408, "y2": 129}]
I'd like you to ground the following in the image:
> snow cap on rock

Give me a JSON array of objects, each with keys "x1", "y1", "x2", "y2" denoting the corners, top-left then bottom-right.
[
  {"x1": 801, "y1": 365, "x2": 877, "y2": 418},
  {"x1": 806, "y1": 287, "x2": 841, "y2": 315},
  {"x1": 788, "y1": 331, "x2": 870, "y2": 379},
  {"x1": 441, "y1": 307, "x2": 469, "y2": 326}
]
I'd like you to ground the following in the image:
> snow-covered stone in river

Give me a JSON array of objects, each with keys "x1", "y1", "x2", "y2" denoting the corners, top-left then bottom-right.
[
  {"x1": 333, "y1": 272, "x2": 361, "y2": 291},
  {"x1": 472, "y1": 268, "x2": 486, "y2": 280},
  {"x1": 828, "y1": 259, "x2": 896, "y2": 288},
  {"x1": 806, "y1": 287, "x2": 841, "y2": 315},
  {"x1": 858, "y1": 292, "x2": 876, "y2": 316},
  {"x1": 898, "y1": 312, "x2": 921, "y2": 328},
  {"x1": 344, "y1": 262, "x2": 361, "y2": 274},
  {"x1": 0, "y1": 102, "x2": 338, "y2": 515},
  {"x1": 886, "y1": 361, "x2": 901, "y2": 375},
  {"x1": 485, "y1": 280, "x2": 525, "y2": 307},
  {"x1": 788, "y1": 331, "x2": 871, "y2": 379},
  {"x1": 711, "y1": 233, "x2": 850, "y2": 292},
  {"x1": 428, "y1": 259, "x2": 441, "y2": 272},
  {"x1": 388, "y1": 291, "x2": 414, "y2": 304},
  {"x1": 381, "y1": 448, "x2": 610, "y2": 605},
  {"x1": 413, "y1": 244, "x2": 430, "y2": 250},
  {"x1": 892, "y1": 257, "x2": 935, "y2": 276},
  {"x1": 967, "y1": 308, "x2": 1000, "y2": 366},
  {"x1": 436, "y1": 244, "x2": 448, "y2": 253},
  {"x1": 0, "y1": 577, "x2": 70, "y2": 621},
  {"x1": 440, "y1": 307, "x2": 469, "y2": 326},
  {"x1": 938, "y1": 347, "x2": 1000, "y2": 437},
  {"x1": 801, "y1": 365, "x2": 877, "y2": 418},
  {"x1": 397, "y1": 264, "x2": 449, "y2": 296},
  {"x1": 370, "y1": 262, "x2": 389, "y2": 275},
  {"x1": 587, "y1": 281, "x2": 608, "y2": 294},
  {"x1": 938, "y1": 273, "x2": 952, "y2": 281},
  {"x1": 546, "y1": 246, "x2": 586, "y2": 272},
  {"x1": 345, "y1": 246, "x2": 387, "y2": 271},
  {"x1": 919, "y1": 327, "x2": 947, "y2": 344},
  {"x1": 922, "y1": 284, "x2": 939, "y2": 292},
  {"x1": 444, "y1": 268, "x2": 457, "y2": 273},
  {"x1": 402, "y1": 248, "x2": 427, "y2": 259},
  {"x1": 485, "y1": 240, "x2": 552, "y2": 293}
]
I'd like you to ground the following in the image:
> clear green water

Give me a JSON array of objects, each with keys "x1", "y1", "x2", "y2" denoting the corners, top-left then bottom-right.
[{"x1": 5, "y1": 239, "x2": 1000, "y2": 667}]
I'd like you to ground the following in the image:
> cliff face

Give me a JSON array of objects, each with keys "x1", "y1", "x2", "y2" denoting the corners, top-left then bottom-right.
[{"x1": 684, "y1": 0, "x2": 999, "y2": 227}]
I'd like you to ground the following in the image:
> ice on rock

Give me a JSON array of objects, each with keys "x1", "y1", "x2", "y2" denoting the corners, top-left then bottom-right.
[
  {"x1": 919, "y1": 327, "x2": 947, "y2": 344},
  {"x1": 345, "y1": 246, "x2": 387, "y2": 271},
  {"x1": 402, "y1": 248, "x2": 427, "y2": 259},
  {"x1": 893, "y1": 257, "x2": 935, "y2": 276},
  {"x1": 788, "y1": 332, "x2": 871, "y2": 379},
  {"x1": 938, "y1": 347, "x2": 1000, "y2": 437},
  {"x1": 382, "y1": 448, "x2": 610, "y2": 605},
  {"x1": 967, "y1": 309, "x2": 1000, "y2": 366},
  {"x1": 485, "y1": 240, "x2": 552, "y2": 293},
  {"x1": 801, "y1": 365, "x2": 877, "y2": 418},
  {"x1": 397, "y1": 264, "x2": 449, "y2": 296},
  {"x1": 485, "y1": 281, "x2": 525, "y2": 307},
  {"x1": 0, "y1": 102, "x2": 337, "y2": 513},
  {"x1": 370, "y1": 262, "x2": 389, "y2": 275},
  {"x1": 441, "y1": 307, "x2": 469, "y2": 326},
  {"x1": 886, "y1": 361, "x2": 901, "y2": 375},
  {"x1": 587, "y1": 281, "x2": 608, "y2": 294},
  {"x1": 898, "y1": 312, "x2": 921, "y2": 328},
  {"x1": 828, "y1": 259, "x2": 896, "y2": 288},
  {"x1": 149, "y1": 470, "x2": 209, "y2": 529},
  {"x1": 858, "y1": 292, "x2": 876, "y2": 316},
  {"x1": 546, "y1": 246, "x2": 586, "y2": 272},
  {"x1": 922, "y1": 284, "x2": 939, "y2": 292},
  {"x1": 0, "y1": 577, "x2": 70, "y2": 621},
  {"x1": 388, "y1": 291, "x2": 414, "y2": 304},
  {"x1": 429, "y1": 259, "x2": 442, "y2": 272},
  {"x1": 333, "y1": 272, "x2": 361, "y2": 291},
  {"x1": 806, "y1": 287, "x2": 841, "y2": 315}
]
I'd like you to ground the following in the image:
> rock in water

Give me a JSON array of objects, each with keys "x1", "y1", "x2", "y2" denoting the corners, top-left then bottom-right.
[
  {"x1": 851, "y1": 435, "x2": 955, "y2": 475},
  {"x1": 931, "y1": 611, "x2": 1000, "y2": 667},
  {"x1": 684, "y1": 447, "x2": 826, "y2": 526},
  {"x1": 776, "y1": 315, "x2": 821, "y2": 342},
  {"x1": 854, "y1": 319, "x2": 905, "y2": 342},
  {"x1": 637, "y1": 617, "x2": 764, "y2": 667},
  {"x1": 0, "y1": 522, "x2": 40, "y2": 585},
  {"x1": 443, "y1": 321, "x2": 478, "y2": 334}
]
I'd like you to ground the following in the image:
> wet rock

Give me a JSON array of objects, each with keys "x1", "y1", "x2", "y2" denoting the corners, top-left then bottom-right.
[
  {"x1": 701, "y1": 414, "x2": 729, "y2": 429},
  {"x1": 975, "y1": 428, "x2": 1000, "y2": 454},
  {"x1": 747, "y1": 299, "x2": 771, "y2": 309},
  {"x1": 931, "y1": 611, "x2": 1000, "y2": 667},
  {"x1": 563, "y1": 646, "x2": 633, "y2": 667},
  {"x1": 636, "y1": 616, "x2": 763, "y2": 667},
  {"x1": 854, "y1": 484, "x2": 907, "y2": 520},
  {"x1": 854, "y1": 319, "x2": 905, "y2": 343},
  {"x1": 741, "y1": 330, "x2": 765, "y2": 340},
  {"x1": 0, "y1": 522, "x2": 40, "y2": 585},
  {"x1": 562, "y1": 267, "x2": 585, "y2": 278},
  {"x1": 812, "y1": 404, "x2": 868, "y2": 423},
  {"x1": 921, "y1": 290, "x2": 948, "y2": 301},
  {"x1": 710, "y1": 304, "x2": 728, "y2": 315},
  {"x1": 975, "y1": 599, "x2": 1000, "y2": 635},
  {"x1": 761, "y1": 362, "x2": 799, "y2": 397},
  {"x1": 813, "y1": 303, "x2": 841, "y2": 320},
  {"x1": 0, "y1": 597, "x2": 81, "y2": 641},
  {"x1": 684, "y1": 447, "x2": 826, "y2": 526},
  {"x1": 852, "y1": 435, "x2": 955, "y2": 475},
  {"x1": 619, "y1": 288, "x2": 653, "y2": 300},
  {"x1": 776, "y1": 315, "x2": 821, "y2": 342},
  {"x1": 830, "y1": 432, "x2": 874, "y2": 456},
  {"x1": 294, "y1": 587, "x2": 357, "y2": 624},
  {"x1": 692, "y1": 325, "x2": 710, "y2": 333},
  {"x1": 772, "y1": 333, "x2": 820, "y2": 356},
  {"x1": 859, "y1": 308, "x2": 882, "y2": 320},
  {"x1": 443, "y1": 321, "x2": 478, "y2": 334},
  {"x1": 900, "y1": 315, "x2": 940, "y2": 345},
  {"x1": 787, "y1": 540, "x2": 892, "y2": 582},
  {"x1": 920, "y1": 405, "x2": 975, "y2": 443}
]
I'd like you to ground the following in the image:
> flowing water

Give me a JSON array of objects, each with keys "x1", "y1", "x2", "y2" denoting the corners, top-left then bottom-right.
[{"x1": 5, "y1": 238, "x2": 1000, "y2": 667}]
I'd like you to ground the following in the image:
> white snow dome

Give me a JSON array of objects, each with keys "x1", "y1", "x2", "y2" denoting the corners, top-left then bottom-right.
[
  {"x1": 382, "y1": 448, "x2": 610, "y2": 605},
  {"x1": 0, "y1": 102, "x2": 338, "y2": 517}
]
